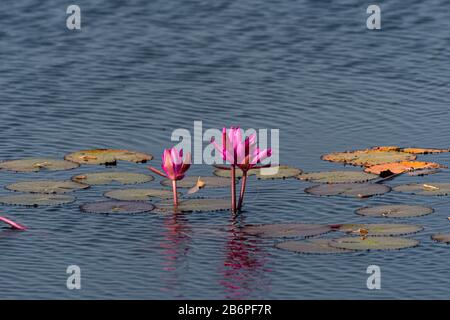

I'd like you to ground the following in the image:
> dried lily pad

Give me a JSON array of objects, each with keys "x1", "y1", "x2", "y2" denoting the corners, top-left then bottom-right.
[
  {"x1": 161, "y1": 176, "x2": 230, "y2": 188},
  {"x1": 0, "y1": 194, "x2": 75, "y2": 207},
  {"x1": 80, "y1": 200, "x2": 154, "y2": 214},
  {"x1": 431, "y1": 234, "x2": 450, "y2": 244},
  {"x1": 372, "y1": 146, "x2": 401, "y2": 152},
  {"x1": 356, "y1": 204, "x2": 433, "y2": 218},
  {"x1": 322, "y1": 149, "x2": 416, "y2": 167},
  {"x1": 329, "y1": 236, "x2": 419, "y2": 251},
  {"x1": 408, "y1": 169, "x2": 441, "y2": 176},
  {"x1": 402, "y1": 148, "x2": 449, "y2": 154},
  {"x1": 338, "y1": 223, "x2": 423, "y2": 236},
  {"x1": 6, "y1": 180, "x2": 89, "y2": 194},
  {"x1": 72, "y1": 172, "x2": 153, "y2": 185},
  {"x1": 275, "y1": 239, "x2": 353, "y2": 254},
  {"x1": 104, "y1": 188, "x2": 177, "y2": 201},
  {"x1": 156, "y1": 198, "x2": 229, "y2": 213},
  {"x1": 256, "y1": 166, "x2": 303, "y2": 179},
  {"x1": 0, "y1": 158, "x2": 79, "y2": 173},
  {"x1": 365, "y1": 161, "x2": 443, "y2": 175},
  {"x1": 393, "y1": 183, "x2": 450, "y2": 196},
  {"x1": 298, "y1": 171, "x2": 378, "y2": 184},
  {"x1": 305, "y1": 183, "x2": 390, "y2": 198},
  {"x1": 242, "y1": 223, "x2": 331, "y2": 238},
  {"x1": 65, "y1": 149, "x2": 153, "y2": 165}
]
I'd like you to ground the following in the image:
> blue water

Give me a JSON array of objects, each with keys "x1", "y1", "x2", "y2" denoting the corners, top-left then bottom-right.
[{"x1": 0, "y1": 0, "x2": 450, "y2": 299}]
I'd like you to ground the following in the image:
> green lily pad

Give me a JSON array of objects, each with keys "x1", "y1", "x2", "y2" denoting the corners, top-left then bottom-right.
[
  {"x1": 338, "y1": 223, "x2": 423, "y2": 236},
  {"x1": 212, "y1": 168, "x2": 253, "y2": 179},
  {"x1": 275, "y1": 239, "x2": 353, "y2": 254},
  {"x1": 0, "y1": 158, "x2": 79, "y2": 173},
  {"x1": 80, "y1": 200, "x2": 155, "y2": 214},
  {"x1": 356, "y1": 204, "x2": 433, "y2": 218},
  {"x1": 256, "y1": 166, "x2": 303, "y2": 180},
  {"x1": 104, "y1": 188, "x2": 177, "y2": 201},
  {"x1": 65, "y1": 149, "x2": 153, "y2": 165},
  {"x1": 242, "y1": 223, "x2": 331, "y2": 238},
  {"x1": 161, "y1": 176, "x2": 230, "y2": 188},
  {"x1": 72, "y1": 172, "x2": 153, "y2": 185},
  {"x1": 305, "y1": 183, "x2": 390, "y2": 198},
  {"x1": 329, "y1": 236, "x2": 419, "y2": 251},
  {"x1": 298, "y1": 171, "x2": 378, "y2": 184},
  {"x1": 0, "y1": 194, "x2": 75, "y2": 207},
  {"x1": 322, "y1": 149, "x2": 416, "y2": 167},
  {"x1": 393, "y1": 183, "x2": 450, "y2": 196},
  {"x1": 156, "y1": 198, "x2": 230, "y2": 213},
  {"x1": 6, "y1": 180, "x2": 89, "y2": 194},
  {"x1": 431, "y1": 234, "x2": 450, "y2": 244}
]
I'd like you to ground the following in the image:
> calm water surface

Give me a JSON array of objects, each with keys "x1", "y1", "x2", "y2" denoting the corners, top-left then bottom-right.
[{"x1": 0, "y1": 0, "x2": 450, "y2": 299}]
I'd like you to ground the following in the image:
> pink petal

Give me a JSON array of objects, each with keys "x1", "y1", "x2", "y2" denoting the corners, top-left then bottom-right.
[{"x1": 0, "y1": 216, "x2": 26, "y2": 231}]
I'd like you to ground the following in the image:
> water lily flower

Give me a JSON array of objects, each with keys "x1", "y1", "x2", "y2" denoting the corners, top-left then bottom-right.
[
  {"x1": 0, "y1": 216, "x2": 27, "y2": 231},
  {"x1": 148, "y1": 147, "x2": 191, "y2": 206}
]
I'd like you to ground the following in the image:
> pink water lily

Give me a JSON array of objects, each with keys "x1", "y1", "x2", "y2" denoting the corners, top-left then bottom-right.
[
  {"x1": 0, "y1": 216, "x2": 27, "y2": 231},
  {"x1": 148, "y1": 147, "x2": 191, "y2": 206}
]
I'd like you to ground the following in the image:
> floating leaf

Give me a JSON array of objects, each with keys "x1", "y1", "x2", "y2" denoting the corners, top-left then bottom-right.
[
  {"x1": 161, "y1": 176, "x2": 230, "y2": 188},
  {"x1": 393, "y1": 183, "x2": 450, "y2": 196},
  {"x1": 0, "y1": 194, "x2": 75, "y2": 207},
  {"x1": 72, "y1": 172, "x2": 153, "y2": 185},
  {"x1": 356, "y1": 204, "x2": 433, "y2": 218},
  {"x1": 337, "y1": 223, "x2": 422, "y2": 236},
  {"x1": 402, "y1": 148, "x2": 449, "y2": 155},
  {"x1": 156, "y1": 198, "x2": 229, "y2": 213},
  {"x1": 305, "y1": 183, "x2": 390, "y2": 198},
  {"x1": 322, "y1": 149, "x2": 416, "y2": 167},
  {"x1": 365, "y1": 161, "x2": 443, "y2": 175},
  {"x1": 431, "y1": 234, "x2": 450, "y2": 244},
  {"x1": 80, "y1": 200, "x2": 155, "y2": 214},
  {"x1": 298, "y1": 171, "x2": 378, "y2": 184},
  {"x1": 408, "y1": 169, "x2": 441, "y2": 176},
  {"x1": 0, "y1": 158, "x2": 79, "y2": 173},
  {"x1": 6, "y1": 180, "x2": 89, "y2": 194},
  {"x1": 256, "y1": 166, "x2": 303, "y2": 179},
  {"x1": 242, "y1": 223, "x2": 331, "y2": 238},
  {"x1": 104, "y1": 188, "x2": 177, "y2": 201},
  {"x1": 213, "y1": 168, "x2": 252, "y2": 179},
  {"x1": 372, "y1": 146, "x2": 401, "y2": 152},
  {"x1": 329, "y1": 236, "x2": 419, "y2": 251},
  {"x1": 275, "y1": 239, "x2": 353, "y2": 254},
  {"x1": 65, "y1": 149, "x2": 153, "y2": 165}
]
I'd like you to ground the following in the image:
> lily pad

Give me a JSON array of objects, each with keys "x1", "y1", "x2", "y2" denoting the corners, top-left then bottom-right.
[
  {"x1": 329, "y1": 236, "x2": 419, "y2": 251},
  {"x1": 305, "y1": 183, "x2": 390, "y2": 198},
  {"x1": 431, "y1": 234, "x2": 450, "y2": 244},
  {"x1": 298, "y1": 171, "x2": 378, "y2": 184},
  {"x1": 65, "y1": 149, "x2": 153, "y2": 165},
  {"x1": 80, "y1": 200, "x2": 155, "y2": 214},
  {"x1": 161, "y1": 176, "x2": 230, "y2": 188},
  {"x1": 256, "y1": 166, "x2": 303, "y2": 179},
  {"x1": 372, "y1": 146, "x2": 401, "y2": 152},
  {"x1": 104, "y1": 188, "x2": 177, "y2": 201},
  {"x1": 337, "y1": 223, "x2": 423, "y2": 236},
  {"x1": 393, "y1": 183, "x2": 450, "y2": 196},
  {"x1": 322, "y1": 149, "x2": 416, "y2": 167},
  {"x1": 72, "y1": 172, "x2": 153, "y2": 185},
  {"x1": 365, "y1": 161, "x2": 443, "y2": 175},
  {"x1": 275, "y1": 239, "x2": 353, "y2": 254},
  {"x1": 156, "y1": 198, "x2": 230, "y2": 213},
  {"x1": 242, "y1": 223, "x2": 331, "y2": 238},
  {"x1": 213, "y1": 168, "x2": 248, "y2": 178},
  {"x1": 0, "y1": 194, "x2": 75, "y2": 207},
  {"x1": 356, "y1": 204, "x2": 433, "y2": 218},
  {"x1": 408, "y1": 169, "x2": 441, "y2": 176},
  {"x1": 6, "y1": 180, "x2": 89, "y2": 194},
  {"x1": 402, "y1": 148, "x2": 449, "y2": 154},
  {"x1": 0, "y1": 158, "x2": 79, "y2": 173}
]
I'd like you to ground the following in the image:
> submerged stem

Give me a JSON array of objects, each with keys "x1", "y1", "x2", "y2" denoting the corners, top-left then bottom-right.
[
  {"x1": 172, "y1": 180, "x2": 178, "y2": 206},
  {"x1": 231, "y1": 165, "x2": 236, "y2": 214},
  {"x1": 237, "y1": 171, "x2": 248, "y2": 212}
]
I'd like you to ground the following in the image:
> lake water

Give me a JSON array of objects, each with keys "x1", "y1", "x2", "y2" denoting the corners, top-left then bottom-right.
[{"x1": 0, "y1": 0, "x2": 450, "y2": 299}]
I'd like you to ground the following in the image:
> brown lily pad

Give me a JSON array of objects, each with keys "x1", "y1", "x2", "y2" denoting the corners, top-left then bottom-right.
[
  {"x1": 337, "y1": 223, "x2": 423, "y2": 236},
  {"x1": 365, "y1": 161, "x2": 443, "y2": 175},
  {"x1": 80, "y1": 200, "x2": 155, "y2": 214},
  {"x1": 356, "y1": 204, "x2": 433, "y2": 218},
  {"x1": 72, "y1": 172, "x2": 153, "y2": 185},
  {"x1": 6, "y1": 180, "x2": 89, "y2": 194},
  {"x1": 65, "y1": 149, "x2": 153, "y2": 165},
  {"x1": 242, "y1": 223, "x2": 331, "y2": 238},
  {"x1": 431, "y1": 234, "x2": 450, "y2": 244},
  {"x1": 322, "y1": 149, "x2": 416, "y2": 167},
  {"x1": 275, "y1": 239, "x2": 353, "y2": 254},
  {"x1": 305, "y1": 183, "x2": 390, "y2": 198},
  {"x1": 0, "y1": 158, "x2": 79, "y2": 173},
  {"x1": 298, "y1": 171, "x2": 378, "y2": 184},
  {"x1": 329, "y1": 236, "x2": 419, "y2": 251},
  {"x1": 156, "y1": 198, "x2": 230, "y2": 213},
  {"x1": 0, "y1": 194, "x2": 75, "y2": 207},
  {"x1": 161, "y1": 176, "x2": 230, "y2": 188},
  {"x1": 393, "y1": 183, "x2": 450, "y2": 196},
  {"x1": 408, "y1": 169, "x2": 441, "y2": 176},
  {"x1": 104, "y1": 188, "x2": 177, "y2": 201},
  {"x1": 402, "y1": 148, "x2": 449, "y2": 155}
]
